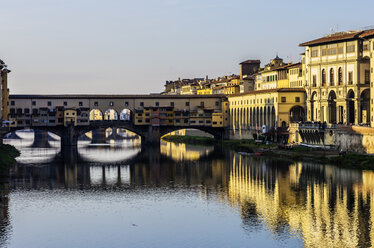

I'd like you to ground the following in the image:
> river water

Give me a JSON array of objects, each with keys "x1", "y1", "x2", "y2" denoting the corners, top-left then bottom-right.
[{"x1": 1, "y1": 132, "x2": 374, "y2": 248}]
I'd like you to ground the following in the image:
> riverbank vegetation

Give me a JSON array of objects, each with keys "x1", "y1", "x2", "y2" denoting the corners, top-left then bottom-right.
[
  {"x1": 162, "y1": 135, "x2": 374, "y2": 169},
  {"x1": 0, "y1": 144, "x2": 20, "y2": 171}
]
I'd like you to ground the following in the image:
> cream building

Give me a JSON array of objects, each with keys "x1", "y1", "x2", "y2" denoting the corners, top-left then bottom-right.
[
  {"x1": 300, "y1": 29, "x2": 374, "y2": 126},
  {"x1": 228, "y1": 88, "x2": 306, "y2": 130}
]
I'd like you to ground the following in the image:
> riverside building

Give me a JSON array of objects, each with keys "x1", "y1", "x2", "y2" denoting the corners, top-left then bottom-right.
[{"x1": 300, "y1": 29, "x2": 374, "y2": 126}]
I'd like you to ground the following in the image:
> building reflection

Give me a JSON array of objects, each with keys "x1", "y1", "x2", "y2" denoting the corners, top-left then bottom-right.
[
  {"x1": 8, "y1": 141, "x2": 374, "y2": 247},
  {"x1": 227, "y1": 154, "x2": 373, "y2": 247},
  {"x1": 0, "y1": 182, "x2": 10, "y2": 247},
  {"x1": 160, "y1": 140, "x2": 214, "y2": 161}
]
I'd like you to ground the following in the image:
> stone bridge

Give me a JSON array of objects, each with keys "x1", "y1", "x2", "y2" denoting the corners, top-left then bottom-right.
[{"x1": 2, "y1": 94, "x2": 230, "y2": 147}]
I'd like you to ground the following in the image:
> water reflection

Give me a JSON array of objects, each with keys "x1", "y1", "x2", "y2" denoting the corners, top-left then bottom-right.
[{"x1": 4, "y1": 137, "x2": 374, "y2": 247}]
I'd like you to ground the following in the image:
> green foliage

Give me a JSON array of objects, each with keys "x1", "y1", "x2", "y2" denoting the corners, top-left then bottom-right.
[{"x1": 0, "y1": 144, "x2": 20, "y2": 171}]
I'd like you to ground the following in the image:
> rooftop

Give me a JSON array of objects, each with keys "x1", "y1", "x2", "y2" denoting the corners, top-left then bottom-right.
[{"x1": 300, "y1": 28, "x2": 374, "y2": 46}]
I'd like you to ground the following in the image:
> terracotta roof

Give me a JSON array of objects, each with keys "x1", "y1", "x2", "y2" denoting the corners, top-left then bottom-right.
[
  {"x1": 360, "y1": 29, "x2": 374, "y2": 38},
  {"x1": 299, "y1": 29, "x2": 374, "y2": 46}
]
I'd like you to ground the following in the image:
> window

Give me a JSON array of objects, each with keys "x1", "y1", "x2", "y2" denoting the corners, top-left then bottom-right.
[
  {"x1": 363, "y1": 42, "x2": 370, "y2": 51},
  {"x1": 10, "y1": 101, "x2": 15, "y2": 106},
  {"x1": 200, "y1": 101, "x2": 204, "y2": 107},
  {"x1": 295, "y1": 97, "x2": 300, "y2": 103},
  {"x1": 338, "y1": 44, "x2": 344, "y2": 54},
  {"x1": 140, "y1": 102, "x2": 144, "y2": 107},
  {"x1": 24, "y1": 108, "x2": 30, "y2": 114},
  {"x1": 94, "y1": 101, "x2": 98, "y2": 106},
  {"x1": 348, "y1": 71, "x2": 353, "y2": 85},
  {"x1": 64, "y1": 101, "x2": 67, "y2": 106},
  {"x1": 32, "y1": 101, "x2": 36, "y2": 106},
  {"x1": 125, "y1": 101, "x2": 129, "y2": 106},
  {"x1": 311, "y1": 48, "x2": 319, "y2": 57},
  {"x1": 330, "y1": 68, "x2": 334, "y2": 86},
  {"x1": 109, "y1": 101, "x2": 114, "y2": 106},
  {"x1": 338, "y1": 67, "x2": 343, "y2": 85},
  {"x1": 347, "y1": 42, "x2": 355, "y2": 53},
  {"x1": 321, "y1": 46, "x2": 327, "y2": 56},
  {"x1": 47, "y1": 101, "x2": 51, "y2": 106},
  {"x1": 312, "y1": 75, "x2": 317, "y2": 87},
  {"x1": 322, "y1": 69, "x2": 326, "y2": 86},
  {"x1": 184, "y1": 119, "x2": 188, "y2": 123},
  {"x1": 155, "y1": 102, "x2": 159, "y2": 107},
  {"x1": 215, "y1": 101, "x2": 219, "y2": 106},
  {"x1": 281, "y1": 97, "x2": 286, "y2": 103},
  {"x1": 365, "y1": 70, "x2": 370, "y2": 84},
  {"x1": 79, "y1": 101, "x2": 83, "y2": 106},
  {"x1": 327, "y1": 44, "x2": 337, "y2": 55},
  {"x1": 170, "y1": 102, "x2": 174, "y2": 107}
]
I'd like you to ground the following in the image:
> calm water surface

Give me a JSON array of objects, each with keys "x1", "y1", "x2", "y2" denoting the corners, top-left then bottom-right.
[{"x1": 2, "y1": 132, "x2": 374, "y2": 248}]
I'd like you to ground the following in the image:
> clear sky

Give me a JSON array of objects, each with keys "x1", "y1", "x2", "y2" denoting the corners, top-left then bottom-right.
[{"x1": 1, "y1": 0, "x2": 373, "y2": 94}]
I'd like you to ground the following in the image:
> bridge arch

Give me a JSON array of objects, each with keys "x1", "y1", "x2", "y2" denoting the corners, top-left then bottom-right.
[
  {"x1": 104, "y1": 109, "x2": 118, "y2": 121},
  {"x1": 119, "y1": 109, "x2": 132, "y2": 121},
  {"x1": 89, "y1": 109, "x2": 103, "y2": 121}
]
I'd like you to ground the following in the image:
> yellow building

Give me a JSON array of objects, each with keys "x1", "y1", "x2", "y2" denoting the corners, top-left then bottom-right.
[
  {"x1": 255, "y1": 56, "x2": 300, "y2": 90},
  {"x1": 300, "y1": 29, "x2": 374, "y2": 126},
  {"x1": 197, "y1": 88, "x2": 212, "y2": 95},
  {"x1": 228, "y1": 88, "x2": 306, "y2": 129},
  {"x1": 64, "y1": 109, "x2": 77, "y2": 126}
]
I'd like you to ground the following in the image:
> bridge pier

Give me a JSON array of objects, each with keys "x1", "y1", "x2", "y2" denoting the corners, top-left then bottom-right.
[
  {"x1": 61, "y1": 124, "x2": 79, "y2": 148},
  {"x1": 142, "y1": 126, "x2": 161, "y2": 146},
  {"x1": 32, "y1": 130, "x2": 51, "y2": 148},
  {"x1": 91, "y1": 128, "x2": 107, "y2": 144}
]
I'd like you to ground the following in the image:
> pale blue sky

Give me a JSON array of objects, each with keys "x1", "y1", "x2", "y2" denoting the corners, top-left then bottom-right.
[{"x1": 1, "y1": 0, "x2": 373, "y2": 94}]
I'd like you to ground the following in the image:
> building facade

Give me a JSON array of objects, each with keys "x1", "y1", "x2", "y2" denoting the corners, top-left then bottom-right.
[{"x1": 300, "y1": 29, "x2": 374, "y2": 126}]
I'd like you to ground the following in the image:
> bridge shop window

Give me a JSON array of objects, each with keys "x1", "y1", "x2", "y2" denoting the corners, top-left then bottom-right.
[
  {"x1": 79, "y1": 101, "x2": 83, "y2": 106},
  {"x1": 32, "y1": 101, "x2": 36, "y2": 106},
  {"x1": 170, "y1": 102, "x2": 174, "y2": 107},
  {"x1": 11, "y1": 101, "x2": 15, "y2": 106},
  {"x1": 125, "y1": 101, "x2": 129, "y2": 106},
  {"x1": 215, "y1": 101, "x2": 219, "y2": 106},
  {"x1": 140, "y1": 102, "x2": 144, "y2": 107},
  {"x1": 185, "y1": 102, "x2": 189, "y2": 107},
  {"x1": 10, "y1": 108, "x2": 15, "y2": 114},
  {"x1": 64, "y1": 101, "x2": 67, "y2": 106},
  {"x1": 24, "y1": 108, "x2": 30, "y2": 114},
  {"x1": 109, "y1": 101, "x2": 114, "y2": 106},
  {"x1": 155, "y1": 102, "x2": 159, "y2": 107},
  {"x1": 48, "y1": 101, "x2": 51, "y2": 106}
]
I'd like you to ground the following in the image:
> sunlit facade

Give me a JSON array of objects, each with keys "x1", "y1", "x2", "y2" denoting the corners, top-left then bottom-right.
[{"x1": 300, "y1": 29, "x2": 374, "y2": 126}]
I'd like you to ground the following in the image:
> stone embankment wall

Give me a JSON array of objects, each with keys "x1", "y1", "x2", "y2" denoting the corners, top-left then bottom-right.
[
  {"x1": 290, "y1": 124, "x2": 374, "y2": 154},
  {"x1": 335, "y1": 126, "x2": 374, "y2": 154}
]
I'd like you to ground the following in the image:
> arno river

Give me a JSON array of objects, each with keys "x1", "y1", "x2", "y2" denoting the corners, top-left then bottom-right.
[{"x1": 2, "y1": 132, "x2": 374, "y2": 248}]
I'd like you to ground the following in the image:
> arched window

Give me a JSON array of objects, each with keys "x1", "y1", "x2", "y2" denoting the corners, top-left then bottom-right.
[
  {"x1": 330, "y1": 68, "x2": 334, "y2": 86},
  {"x1": 322, "y1": 69, "x2": 326, "y2": 86},
  {"x1": 338, "y1": 67, "x2": 343, "y2": 85}
]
